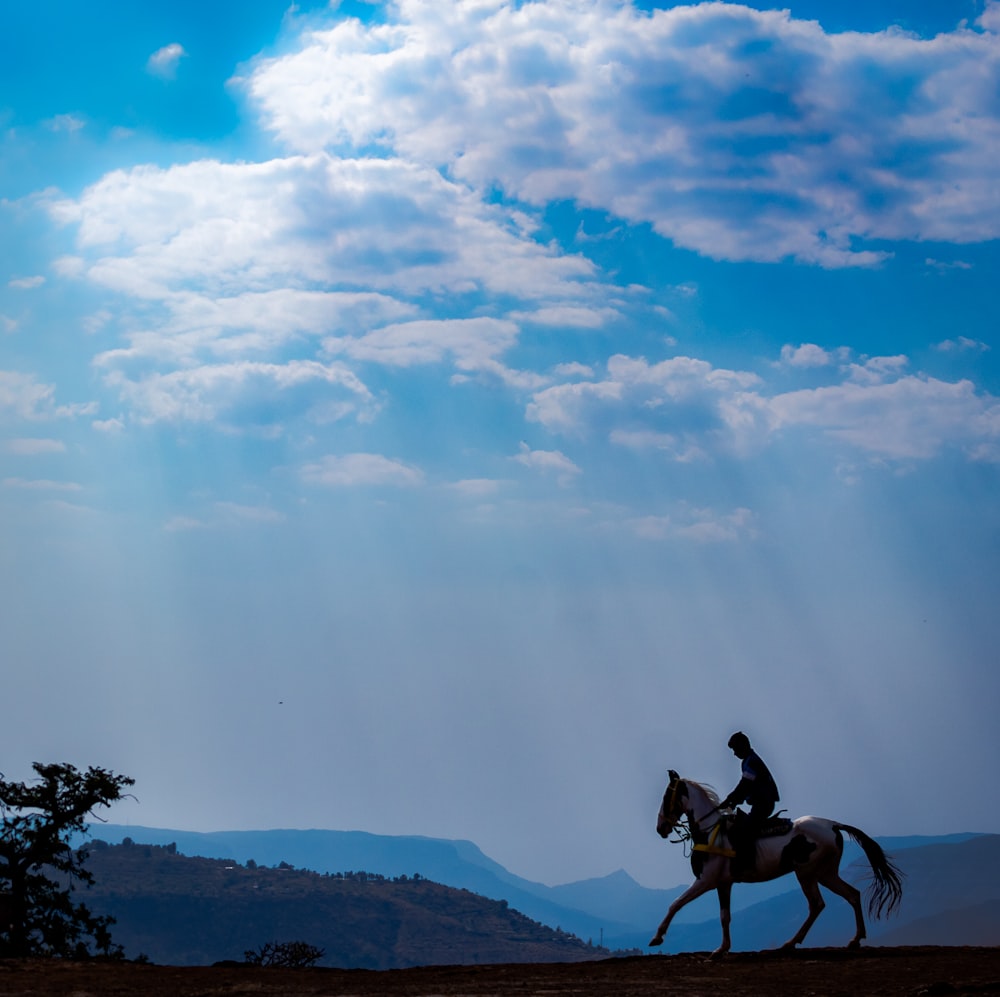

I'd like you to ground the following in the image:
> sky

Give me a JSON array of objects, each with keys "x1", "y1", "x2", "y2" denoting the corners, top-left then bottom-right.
[{"x1": 2, "y1": 0, "x2": 999, "y2": 893}]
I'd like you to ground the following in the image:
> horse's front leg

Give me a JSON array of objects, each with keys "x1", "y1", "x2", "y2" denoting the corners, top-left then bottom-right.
[
  {"x1": 710, "y1": 881, "x2": 732, "y2": 959},
  {"x1": 648, "y1": 877, "x2": 714, "y2": 948}
]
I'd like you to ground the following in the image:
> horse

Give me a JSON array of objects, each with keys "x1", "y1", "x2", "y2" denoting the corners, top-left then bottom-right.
[{"x1": 649, "y1": 770, "x2": 903, "y2": 957}]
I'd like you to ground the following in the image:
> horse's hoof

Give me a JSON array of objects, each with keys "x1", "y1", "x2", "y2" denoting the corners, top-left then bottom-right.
[
  {"x1": 847, "y1": 939, "x2": 861, "y2": 950},
  {"x1": 708, "y1": 948, "x2": 728, "y2": 961},
  {"x1": 648, "y1": 936, "x2": 663, "y2": 948},
  {"x1": 780, "y1": 941, "x2": 798, "y2": 951}
]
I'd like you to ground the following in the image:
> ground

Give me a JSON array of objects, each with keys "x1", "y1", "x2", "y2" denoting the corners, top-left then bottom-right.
[{"x1": 1, "y1": 947, "x2": 998, "y2": 996}]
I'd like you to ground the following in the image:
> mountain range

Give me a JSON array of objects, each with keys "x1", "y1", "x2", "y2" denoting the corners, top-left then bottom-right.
[
  {"x1": 77, "y1": 841, "x2": 607, "y2": 967},
  {"x1": 84, "y1": 824, "x2": 998, "y2": 953}
]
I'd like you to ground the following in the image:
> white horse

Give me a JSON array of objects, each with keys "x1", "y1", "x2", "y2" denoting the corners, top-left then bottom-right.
[{"x1": 649, "y1": 770, "x2": 903, "y2": 957}]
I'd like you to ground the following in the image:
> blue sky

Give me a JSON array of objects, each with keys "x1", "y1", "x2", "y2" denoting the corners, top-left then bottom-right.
[{"x1": 2, "y1": 0, "x2": 999, "y2": 892}]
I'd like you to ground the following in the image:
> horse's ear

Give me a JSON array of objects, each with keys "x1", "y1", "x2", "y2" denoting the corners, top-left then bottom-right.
[{"x1": 668, "y1": 769, "x2": 679, "y2": 781}]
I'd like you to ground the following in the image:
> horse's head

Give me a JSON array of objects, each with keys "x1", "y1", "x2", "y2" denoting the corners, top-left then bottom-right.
[{"x1": 656, "y1": 769, "x2": 687, "y2": 838}]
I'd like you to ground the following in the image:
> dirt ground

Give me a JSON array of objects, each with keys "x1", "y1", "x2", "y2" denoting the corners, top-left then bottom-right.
[{"x1": 0, "y1": 946, "x2": 998, "y2": 996}]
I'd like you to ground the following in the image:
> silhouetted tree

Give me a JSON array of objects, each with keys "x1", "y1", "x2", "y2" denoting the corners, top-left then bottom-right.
[
  {"x1": 244, "y1": 940, "x2": 325, "y2": 968},
  {"x1": 0, "y1": 762, "x2": 134, "y2": 957}
]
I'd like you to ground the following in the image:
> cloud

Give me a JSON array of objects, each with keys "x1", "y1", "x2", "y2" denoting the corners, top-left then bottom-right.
[
  {"x1": 162, "y1": 503, "x2": 285, "y2": 531},
  {"x1": 4, "y1": 438, "x2": 66, "y2": 455},
  {"x1": 527, "y1": 349, "x2": 1000, "y2": 464},
  {"x1": 511, "y1": 442, "x2": 581, "y2": 486},
  {"x1": 93, "y1": 290, "x2": 416, "y2": 368},
  {"x1": 163, "y1": 515, "x2": 208, "y2": 532},
  {"x1": 934, "y1": 336, "x2": 990, "y2": 353},
  {"x1": 8, "y1": 275, "x2": 45, "y2": 290},
  {"x1": 44, "y1": 1, "x2": 1000, "y2": 473},
  {"x1": 0, "y1": 370, "x2": 94, "y2": 421},
  {"x1": 51, "y1": 155, "x2": 597, "y2": 302},
  {"x1": 844, "y1": 355, "x2": 909, "y2": 385},
  {"x1": 925, "y1": 258, "x2": 973, "y2": 271},
  {"x1": 509, "y1": 305, "x2": 620, "y2": 328},
  {"x1": 51, "y1": 152, "x2": 613, "y2": 428},
  {"x1": 102, "y1": 359, "x2": 374, "y2": 427},
  {"x1": 83, "y1": 309, "x2": 114, "y2": 334},
  {"x1": 2, "y1": 477, "x2": 81, "y2": 491},
  {"x1": 301, "y1": 452, "x2": 424, "y2": 488},
  {"x1": 768, "y1": 375, "x2": 1000, "y2": 459},
  {"x1": 52, "y1": 255, "x2": 85, "y2": 278},
  {"x1": 246, "y1": 0, "x2": 1000, "y2": 267},
  {"x1": 610, "y1": 428, "x2": 706, "y2": 463},
  {"x1": 324, "y1": 316, "x2": 520, "y2": 372},
  {"x1": 44, "y1": 114, "x2": 85, "y2": 133},
  {"x1": 627, "y1": 506, "x2": 755, "y2": 543},
  {"x1": 93, "y1": 417, "x2": 125, "y2": 433},
  {"x1": 0, "y1": 372, "x2": 59, "y2": 419},
  {"x1": 147, "y1": 43, "x2": 187, "y2": 79},
  {"x1": 528, "y1": 354, "x2": 762, "y2": 451},
  {"x1": 448, "y1": 478, "x2": 503, "y2": 498},
  {"x1": 780, "y1": 343, "x2": 836, "y2": 368},
  {"x1": 553, "y1": 362, "x2": 594, "y2": 379},
  {"x1": 214, "y1": 501, "x2": 286, "y2": 525}
]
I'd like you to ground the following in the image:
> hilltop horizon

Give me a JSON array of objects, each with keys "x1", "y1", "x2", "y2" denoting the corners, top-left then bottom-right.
[
  {"x1": 81, "y1": 825, "x2": 1000, "y2": 955},
  {"x1": 85, "y1": 818, "x2": 994, "y2": 892}
]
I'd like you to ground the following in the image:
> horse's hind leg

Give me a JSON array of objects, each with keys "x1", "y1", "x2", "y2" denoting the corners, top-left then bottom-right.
[
  {"x1": 781, "y1": 873, "x2": 825, "y2": 950},
  {"x1": 819, "y1": 872, "x2": 866, "y2": 948}
]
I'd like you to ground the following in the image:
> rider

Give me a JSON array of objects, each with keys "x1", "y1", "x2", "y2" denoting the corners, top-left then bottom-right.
[{"x1": 721, "y1": 731, "x2": 779, "y2": 872}]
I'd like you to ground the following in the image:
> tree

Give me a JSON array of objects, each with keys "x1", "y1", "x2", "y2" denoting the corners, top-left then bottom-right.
[
  {"x1": 244, "y1": 940, "x2": 325, "y2": 969},
  {"x1": 0, "y1": 762, "x2": 135, "y2": 958}
]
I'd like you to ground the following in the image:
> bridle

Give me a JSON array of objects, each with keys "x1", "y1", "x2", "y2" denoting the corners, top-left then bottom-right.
[
  {"x1": 664, "y1": 775, "x2": 684, "y2": 823},
  {"x1": 658, "y1": 770, "x2": 688, "y2": 841},
  {"x1": 659, "y1": 771, "x2": 729, "y2": 851}
]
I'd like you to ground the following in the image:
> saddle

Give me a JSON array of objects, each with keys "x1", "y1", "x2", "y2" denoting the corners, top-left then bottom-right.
[
  {"x1": 726, "y1": 810, "x2": 791, "y2": 841},
  {"x1": 726, "y1": 811, "x2": 792, "y2": 877},
  {"x1": 757, "y1": 812, "x2": 793, "y2": 839}
]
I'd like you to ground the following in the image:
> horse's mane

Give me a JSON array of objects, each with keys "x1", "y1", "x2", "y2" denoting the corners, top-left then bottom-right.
[{"x1": 685, "y1": 779, "x2": 721, "y2": 806}]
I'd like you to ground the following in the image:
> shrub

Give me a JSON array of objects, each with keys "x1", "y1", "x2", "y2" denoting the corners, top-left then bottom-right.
[{"x1": 244, "y1": 940, "x2": 325, "y2": 969}]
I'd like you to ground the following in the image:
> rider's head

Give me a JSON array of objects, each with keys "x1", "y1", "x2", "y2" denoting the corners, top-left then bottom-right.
[{"x1": 728, "y1": 731, "x2": 751, "y2": 758}]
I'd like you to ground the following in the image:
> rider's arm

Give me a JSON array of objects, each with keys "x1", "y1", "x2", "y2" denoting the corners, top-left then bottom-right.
[{"x1": 722, "y1": 778, "x2": 749, "y2": 808}]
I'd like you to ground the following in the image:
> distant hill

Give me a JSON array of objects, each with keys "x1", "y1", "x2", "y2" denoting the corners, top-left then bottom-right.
[
  {"x1": 874, "y1": 899, "x2": 1000, "y2": 947},
  {"x1": 77, "y1": 840, "x2": 610, "y2": 968},
  {"x1": 82, "y1": 825, "x2": 996, "y2": 953},
  {"x1": 83, "y1": 825, "x2": 641, "y2": 944}
]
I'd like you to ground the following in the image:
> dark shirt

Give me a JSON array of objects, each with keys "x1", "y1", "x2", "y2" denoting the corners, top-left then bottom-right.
[{"x1": 730, "y1": 750, "x2": 779, "y2": 809}]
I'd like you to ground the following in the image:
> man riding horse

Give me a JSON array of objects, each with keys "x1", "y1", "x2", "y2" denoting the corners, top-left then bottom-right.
[
  {"x1": 650, "y1": 767, "x2": 903, "y2": 954},
  {"x1": 721, "y1": 731, "x2": 780, "y2": 874}
]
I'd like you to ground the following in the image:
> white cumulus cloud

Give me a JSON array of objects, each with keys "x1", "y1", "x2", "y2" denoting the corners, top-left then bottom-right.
[
  {"x1": 0, "y1": 370, "x2": 94, "y2": 421},
  {"x1": 4, "y1": 438, "x2": 66, "y2": 455},
  {"x1": 301, "y1": 452, "x2": 425, "y2": 488},
  {"x1": 528, "y1": 349, "x2": 1000, "y2": 464},
  {"x1": 780, "y1": 344, "x2": 836, "y2": 368},
  {"x1": 768, "y1": 375, "x2": 1000, "y2": 460},
  {"x1": 246, "y1": 0, "x2": 1000, "y2": 267},
  {"x1": 147, "y1": 43, "x2": 187, "y2": 78},
  {"x1": 8, "y1": 275, "x2": 45, "y2": 290},
  {"x1": 103, "y1": 360, "x2": 374, "y2": 427},
  {"x1": 511, "y1": 442, "x2": 581, "y2": 486}
]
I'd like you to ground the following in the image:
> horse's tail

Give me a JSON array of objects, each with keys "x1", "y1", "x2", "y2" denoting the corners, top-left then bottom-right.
[{"x1": 837, "y1": 823, "x2": 904, "y2": 919}]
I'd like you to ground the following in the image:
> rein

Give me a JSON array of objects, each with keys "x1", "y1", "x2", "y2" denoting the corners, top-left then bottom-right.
[
  {"x1": 664, "y1": 781, "x2": 734, "y2": 859},
  {"x1": 692, "y1": 822, "x2": 736, "y2": 859}
]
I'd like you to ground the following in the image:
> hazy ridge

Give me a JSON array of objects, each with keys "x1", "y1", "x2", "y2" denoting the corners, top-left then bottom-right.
[
  {"x1": 78, "y1": 841, "x2": 609, "y2": 967},
  {"x1": 83, "y1": 825, "x2": 999, "y2": 957}
]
